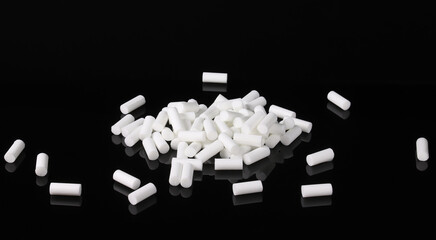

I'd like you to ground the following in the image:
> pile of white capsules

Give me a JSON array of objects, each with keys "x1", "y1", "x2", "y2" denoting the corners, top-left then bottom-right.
[{"x1": 110, "y1": 88, "x2": 322, "y2": 206}]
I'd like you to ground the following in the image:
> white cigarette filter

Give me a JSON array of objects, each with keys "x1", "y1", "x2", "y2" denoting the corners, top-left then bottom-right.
[
  {"x1": 243, "y1": 146, "x2": 271, "y2": 165},
  {"x1": 280, "y1": 127, "x2": 302, "y2": 146},
  {"x1": 180, "y1": 162, "x2": 194, "y2": 188},
  {"x1": 232, "y1": 180, "x2": 263, "y2": 195},
  {"x1": 111, "y1": 114, "x2": 135, "y2": 135},
  {"x1": 306, "y1": 148, "x2": 334, "y2": 166},
  {"x1": 416, "y1": 137, "x2": 429, "y2": 161},
  {"x1": 169, "y1": 161, "x2": 183, "y2": 186},
  {"x1": 35, "y1": 153, "x2": 49, "y2": 177},
  {"x1": 215, "y1": 158, "x2": 243, "y2": 170},
  {"x1": 195, "y1": 139, "x2": 224, "y2": 163},
  {"x1": 301, "y1": 183, "x2": 333, "y2": 198},
  {"x1": 4, "y1": 139, "x2": 25, "y2": 163},
  {"x1": 120, "y1": 95, "x2": 146, "y2": 114},
  {"x1": 327, "y1": 91, "x2": 351, "y2": 111},
  {"x1": 268, "y1": 105, "x2": 296, "y2": 119},
  {"x1": 113, "y1": 169, "x2": 141, "y2": 190},
  {"x1": 49, "y1": 182, "x2": 82, "y2": 196},
  {"x1": 128, "y1": 182, "x2": 157, "y2": 205},
  {"x1": 142, "y1": 137, "x2": 159, "y2": 160},
  {"x1": 202, "y1": 72, "x2": 228, "y2": 84}
]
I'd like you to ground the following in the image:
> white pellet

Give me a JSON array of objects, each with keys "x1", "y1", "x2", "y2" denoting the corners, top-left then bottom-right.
[
  {"x1": 128, "y1": 182, "x2": 157, "y2": 205},
  {"x1": 152, "y1": 132, "x2": 170, "y2": 154},
  {"x1": 180, "y1": 162, "x2": 194, "y2": 188},
  {"x1": 216, "y1": 100, "x2": 233, "y2": 111},
  {"x1": 142, "y1": 137, "x2": 159, "y2": 160},
  {"x1": 233, "y1": 116, "x2": 248, "y2": 128},
  {"x1": 139, "y1": 115, "x2": 156, "y2": 140},
  {"x1": 177, "y1": 130, "x2": 207, "y2": 143},
  {"x1": 232, "y1": 180, "x2": 263, "y2": 196},
  {"x1": 169, "y1": 161, "x2": 183, "y2": 186},
  {"x1": 121, "y1": 118, "x2": 144, "y2": 137},
  {"x1": 152, "y1": 110, "x2": 169, "y2": 132},
  {"x1": 243, "y1": 146, "x2": 271, "y2": 165},
  {"x1": 203, "y1": 117, "x2": 218, "y2": 141},
  {"x1": 220, "y1": 110, "x2": 244, "y2": 122},
  {"x1": 215, "y1": 158, "x2": 243, "y2": 170},
  {"x1": 242, "y1": 90, "x2": 260, "y2": 104},
  {"x1": 161, "y1": 127, "x2": 175, "y2": 141},
  {"x1": 301, "y1": 183, "x2": 333, "y2": 198},
  {"x1": 281, "y1": 117, "x2": 295, "y2": 130},
  {"x1": 218, "y1": 133, "x2": 240, "y2": 155},
  {"x1": 269, "y1": 105, "x2": 296, "y2": 119},
  {"x1": 238, "y1": 108, "x2": 254, "y2": 118},
  {"x1": 111, "y1": 114, "x2": 135, "y2": 135},
  {"x1": 257, "y1": 112, "x2": 277, "y2": 135},
  {"x1": 185, "y1": 142, "x2": 202, "y2": 157},
  {"x1": 202, "y1": 72, "x2": 228, "y2": 84},
  {"x1": 35, "y1": 153, "x2": 49, "y2": 177},
  {"x1": 177, "y1": 102, "x2": 200, "y2": 113},
  {"x1": 195, "y1": 139, "x2": 224, "y2": 163},
  {"x1": 231, "y1": 98, "x2": 245, "y2": 111},
  {"x1": 200, "y1": 105, "x2": 221, "y2": 120},
  {"x1": 416, "y1": 137, "x2": 429, "y2": 161},
  {"x1": 166, "y1": 107, "x2": 186, "y2": 134},
  {"x1": 176, "y1": 141, "x2": 189, "y2": 158},
  {"x1": 172, "y1": 158, "x2": 203, "y2": 171},
  {"x1": 179, "y1": 112, "x2": 196, "y2": 122},
  {"x1": 280, "y1": 127, "x2": 302, "y2": 146},
  {"x1": 265, "y1": 134, "x2": 281, "y2": 149},
  {"x1": 233, "y1": 132, "x2": 264, "y2": 148},
  {"x1": 327, "y1": 90, "x2": 351, "y2": 111},
  {"x1": 124, "y1": 125, "x2": 142, "y2": 147},
  {"x1": 170, "y1": 138, "x2": 182, "y2": 151},
  {"x1": 246, "y1": 96, "x2": 267, "y2": 111},
  {"x1": 113, "y1": 169, "x2": 141, "y2": 190},
  {"x1": 196, "y1": 104, "x2": 208, "y2": 117},
  {"x1": 268, "y1": 123, "x2": 286, "y2": 135},
  {"x1": 190, "y1": 117, "x2": 204, "y2": 131},
  {"x1": 49, "y1": 182, "x2": 82, "y2": 196},
  {"x1": 120, "y1": 95, "x2": 146, "y2": 114},
  {"x1": 219, "y1": 148, "x2": 232, "y2": 158},
  {"x1": 4, "y1": 139, "x2": 25, "y2": 163},
  {"x1": 213, "y1": 94, "x2": 228, "y2": 103},
  {"x1": 214, "y1": 117, "x2": 233, "y2": 137},
  {"x1": 293, "y1": 118, "x2": 312, "y2": 133},
  {"x1": 306, "y1": 148, "x2": 335, "y2": 166},
  {"x1": 241, "y1": 111, "x2": 266, "y2": 134}
]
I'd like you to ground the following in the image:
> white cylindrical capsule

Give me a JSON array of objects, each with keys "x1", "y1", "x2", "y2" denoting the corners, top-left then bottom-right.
[
  {"x1": 185, "y1": 142, "x2": 202, "y2": 158},
  {"x1": 215, "y1": 158, "x2": 243, "y2": 170},
  {"x1": 170, "y1": 138, "x2": 182, "y2": 151},
  {"x1": 203, "y1": 117, "x2": 218, "y2": 141},
  {"x1": 233, "y1": 132, "x2": 264, "y2": 148},
  {"x1": 293, "y1": 118, "x2": 312, "y2": 133},
  {"x1": 49, "y1": 182, "x2": 82, "y2": 196},
  {"x1": 195, "y1": 139, "x2": 224, "y2": 163},
  {"x1": 35, "y1": 153, "x2": 49, "y2": 177},
  {"x1": 243, "y1": 146, "x2": 271, "y2": 165},
  {"x1": 306, "y1": 148, "x2": 335, "y2": 166},
  {"x1": 241, "y1": 90, "x2": 260, "y2": 104},
  {"x1": 241, "y1": 111, "x2": 266, "y2": 134},
  {"x1": 232, "y1": 180, "x2": 263, "y2": 195},
  {"x1": 246, "y1": 96, "x2": 267, "y2": 111},
  {"x1": 172, "y1": 158, "x2": 203, "y2": 171},
  {"x1": 280, "y1": 127, "x2": 302, "y2": 146},
  {"x1": 231, "y1": 98, "x2": 244, "y2": 111},
  {"x1": 152, "y1": 132, "x2": 170, "y2": 154},
  {"x1": 139, "y1": 115, "x2": 155, "y2": 140},
  {"x1": 218, "y1": 133, "x2": 240, "y2": 155},
  {"x1": 265, "y1": 134, "x2": 281, "y2": 149},
  {"x1": 220, "y1": 110, "x2": 244, "y2": 122},
  {"x1": 214, "y1": 117, "x2": 233, "y2": 137},
  {"x1": 281, "y1": 117, "x2": 295, "y2": 130},
  {"x1": 177, "y1": 131, "x2": 207, "y2": 143},
  {"x1": 121, "y1": 118, "x2": 144, "y2": 137},
  {"x1": 216, "y1": 100, "x2": 233, "y2": 111},
  {"x1": 4, "y1": 139, "x2": 25, "y2": 163},
  {"x1": 268, "y1": 123, "x2": 286, "y2": 135},
  {"x1": 190, "y1": 117, "x2": 204, "y2": 131},
  {"x1": 416, "y1": 137, "x2": 429, "y2": 161},
  {"x1": 269, "y1": 105, "x2": 296, "y2": 119},
  {"x1": 152, "y1": 110, "x2": 169, "y2": 132},
  {"x1": 202, "y1": 72, "x2": 228, "y2": 84},
  {"x1": 142, "y1": 137, "x2": 159, "y2": 160},
  {"x1": 200, "y1": 105, "x2": 220, "y2": 120},
  {"x1": 257, "y1": 112, "x2": 277, "y2": 135},
  {"x1": 301, "y1": 183, "x2": 333, "y2": 198},
  {"x1": 176, "y1": 141, "x2": 189, "y2": 158},
  {"x1": 327, "y1": 91, "x2": 351, "y2": 111},
  {"x1": 169, "y1": 161, "x2": 183, "y2": 186},
  {"x1": 111, "y1": 114, "x2": 135, "y2": 135},
  {"x1": 113, "y1": 169, "x2": 141, "y2": 190},
  {"x1": 176, "y1": 102, "x2": 200, "y2": 113},
  {"x1": 120, "y1": 95, "x2": 146, "y2": 114},
  {"x1": 180, "y1": 162, "x2": 194, "y2": 188},
  {"x1": 166, "y1": 107, "x2": 186, "y2": 134},
  {"x1": 161, "y1": 127, "x2": 175, "y2": 141},
  {"x1": 128, "y1": 182, "x2": 157, "y2": 205},
  {"x1": 124, "y1": 125, "x2": 142, "y2": 147}
]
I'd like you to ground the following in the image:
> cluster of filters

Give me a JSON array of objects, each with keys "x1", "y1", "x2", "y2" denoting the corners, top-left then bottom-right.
[{"x1": 110, "y1": 88, "x2": 359, "y2": 206}]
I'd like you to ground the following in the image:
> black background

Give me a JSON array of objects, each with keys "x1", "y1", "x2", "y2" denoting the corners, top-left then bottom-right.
[{"x1": 0, "y1": 1, "x2": 435, "y2": 238}]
